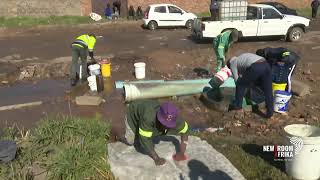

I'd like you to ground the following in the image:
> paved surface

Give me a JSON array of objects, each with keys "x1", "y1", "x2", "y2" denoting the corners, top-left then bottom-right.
[{"x1": 108, "y1": 136, "x2": 245, "y2": 180}]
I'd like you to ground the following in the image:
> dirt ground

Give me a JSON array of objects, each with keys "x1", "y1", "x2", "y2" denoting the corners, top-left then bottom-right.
[{"x1": 0, "y1": 20, "x2": 320, "y2": 142}]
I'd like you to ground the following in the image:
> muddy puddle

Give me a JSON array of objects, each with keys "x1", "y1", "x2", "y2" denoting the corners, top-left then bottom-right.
[
  {"x1": 0, "y1": 78, "x2": 214, "y2": 139},
  {"x1": 0, "y1": 79, "x2": 69, "y2": 106},
  {"x1": 0, "y1": 78, "x2": 127, "y2": 133}
]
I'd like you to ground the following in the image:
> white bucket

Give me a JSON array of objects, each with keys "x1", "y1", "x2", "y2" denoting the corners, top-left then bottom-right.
[
  {"x1": 134, "y1": 62, "x2": 146, "y2": 79},
  {"x1": 284, "y1": 124, "x2": 320, "y2": 180},
  {"x1": 87, "y1": 75, "x2": 97, "y2": 91},
  {"x1": 88, "y1": 64, "x2": 101, "y2": 76},
  {"x1": 274, "y1": 90, "x2": 291, "y2": 113}
]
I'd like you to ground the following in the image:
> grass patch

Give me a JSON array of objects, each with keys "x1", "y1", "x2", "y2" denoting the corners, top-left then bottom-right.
[
  {"x1": 196, "y1": 12, "x2": 211, "y2": 18},
  {"x1": 0, "y1": 16, "x2": 93, "y2": 27},
  {"x1": 198, "y1": 133, "x2": 293, "y2": 180},
  {"x1": 0, "y1": 115, "x2": 114, "y2": 180},
  {"x1": 296, "y1": 7, "x2": 320, "y2": 18}
]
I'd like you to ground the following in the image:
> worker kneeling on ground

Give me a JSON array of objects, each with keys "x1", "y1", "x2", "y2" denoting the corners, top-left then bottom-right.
[
  {"x1": 227, "y1": 53, "x2": 274, "y2": 119},
  {"x1": 70, "y1": 34, "x2": 97, "y2": 86},
  {"x1": 119, "y1": 100, "x2": 189, "y2": 166},
  {"x1": 256, "y1": 47, "x2": 300, "y2": 92},
  {"x1": 213, "y1": 29, "x2": 238, "y2": 72}
]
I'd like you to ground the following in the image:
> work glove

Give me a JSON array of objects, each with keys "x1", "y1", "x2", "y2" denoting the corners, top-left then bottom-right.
[
  {"x1": 154, "y1": 157, "x2": 166, "y2": 166},
  {"x1": 172, "y1": 153, "x2": 188, "y2": 161}
]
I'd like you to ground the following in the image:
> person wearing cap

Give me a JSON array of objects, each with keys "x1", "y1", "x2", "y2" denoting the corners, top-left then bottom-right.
[
  {"x1": 120, "y1": 100, "x2": 190, "y2": 166},
  {"x1": 256, "y1": 47, "x2": 300, "y2": 92},
  {"x1": 227, "y1": 53, "x2": 273, "y2": 119},
  {"x1": 213, "y1": 29, "x2": 239, "y2": 72},
  {"x1": 70, "y1": 34, "x2": 97, "y2": 86}
]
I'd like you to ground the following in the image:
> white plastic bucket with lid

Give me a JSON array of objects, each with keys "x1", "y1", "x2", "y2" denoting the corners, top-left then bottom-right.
[
  {"x1": 134, "y1": 62, "x2": 146, "y2": 79},
  {"x1": 88, "y1": 64, "x2": 101, "y2": 76},
  {"x1": 274, "y1": 90, "x2": 291, "y2": 113},
  {"x1": 87, "y1": 75, "x2": 97, "y2": 91},
  {"x1": 284, "y1": 124, "x2": 320, "y2": 180}
]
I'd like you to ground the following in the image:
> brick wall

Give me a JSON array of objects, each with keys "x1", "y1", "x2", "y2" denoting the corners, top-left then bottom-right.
[
  {"x1": 81, "y1": 0, "x2": 93, "y2": 16},
  {"x1": 127, "y1": 0, "x2": 312, "y2": 13},
  {"x1": 127, "y1": 0, "x2": 210, "y2": 13},
  {"x1": 0, "y1": 0, "x2": 313, "y2": 17},
  {"x1": 250, "y1": 0, "x2": 312, "y2": 8},
  {"x1": 0, "y1": 0, "x2": 82, "y2": 17}
]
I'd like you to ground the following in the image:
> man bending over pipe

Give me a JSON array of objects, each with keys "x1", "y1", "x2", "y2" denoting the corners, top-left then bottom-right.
[
  {"x1": 227, "y1": 53, "x2": 274, "y2": 119},
  {"x1": 118, "y1": 100, "x2": 189, "y2": 166}
]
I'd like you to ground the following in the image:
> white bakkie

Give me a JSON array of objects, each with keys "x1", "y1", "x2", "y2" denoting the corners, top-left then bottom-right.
[
  {"x1": 193, "y1": 4, "x2": 310, "y2": 42},
  {"x1": 143, "y1": 4, "x2": 197, "y2": 30}
]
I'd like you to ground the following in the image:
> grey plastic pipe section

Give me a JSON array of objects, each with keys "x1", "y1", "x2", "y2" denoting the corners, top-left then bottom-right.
[{"x1": 124, "y1": 79, "x2": 211, "y2": 102}]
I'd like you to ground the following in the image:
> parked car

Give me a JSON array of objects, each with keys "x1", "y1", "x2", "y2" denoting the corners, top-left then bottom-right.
[
  {"x1": 192, "y1": 4, "x2": 310, "y2": 42},
  {"x1": 258, "y1": 2, "x2": 298, "y2": 15},
  {"x1": 143, "y1": 4, "x2": 197, "y2": 30}
]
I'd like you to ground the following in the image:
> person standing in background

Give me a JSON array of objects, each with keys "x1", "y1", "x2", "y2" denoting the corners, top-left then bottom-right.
[
  {"x1": 210, "y1": 0, "x2": 219, "y2": 21},
  {"x1": 105, "y1": 3, "x2": 113, "y2": 20},
  {"x1": 113, "y1": 0, "x2": 121, "y2": 16},
  {"x1": 136, "y1": 6, "x2": 144, "y2": 20},
  {"x1": 311, "y1": 0, "x2": 320, "y2": 19}
]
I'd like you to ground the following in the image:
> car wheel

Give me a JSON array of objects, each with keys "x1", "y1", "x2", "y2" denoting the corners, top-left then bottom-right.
[
  {"x1": 148, "y1": 21, "x2": 158, "y2": 30},
  {"x1": 185, "y1": 19, "x2": 193, "y2": 30},
  {"x1": 287, "y1": 27, "x2": 303, "y2": 42}
]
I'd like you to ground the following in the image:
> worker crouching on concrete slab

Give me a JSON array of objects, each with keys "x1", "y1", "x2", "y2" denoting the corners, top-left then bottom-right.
[
  {"x1": 227, "y1": 53, "x2": 274, "y2": 119},
  {"x1": 256, "y1": 47, "x2": 300, "y2": 93},
  {"x1": 70, "y1": 34, "x2": 97, "y2": 86},
  {"x1": 119, "y1": 100, "x2": 189, "y2": 166},
  {"x1": 213, "y1": 29, "x2": 239, "y2": 72}
]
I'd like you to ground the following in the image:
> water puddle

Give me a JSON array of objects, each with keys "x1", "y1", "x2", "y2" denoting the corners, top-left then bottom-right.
[{"x1": 0, "y1": 79, "x2": 69, "y2": 106}]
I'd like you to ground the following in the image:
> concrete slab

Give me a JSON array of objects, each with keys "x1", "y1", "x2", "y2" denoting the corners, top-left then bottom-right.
[
  {"x1": 108, "y1": 136, "x2": 245, "y2": 180},
  {"x1": 75, "y1": 95, "x2": 103, "y2": 106}
]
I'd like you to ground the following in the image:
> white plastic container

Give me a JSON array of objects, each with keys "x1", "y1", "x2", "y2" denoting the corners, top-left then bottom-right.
[
  {"x1": 284, "y1": 124, "x2": 320, "y2": 180},
  {"x1": 87, "y1": 75, "x2": 97, "y2": 91},
  {"x1": 274, "y1": 90, "x2": 291, "y2": 113},
  {"x1": 134, "y1": 62, "x2": 146, "y2": 79},
  {"x1": 88, "y1": 64, "x2": 101, "y2": 76},
  {"x1": 219, "y1": 0, "x2": 248, "y2": 21}
]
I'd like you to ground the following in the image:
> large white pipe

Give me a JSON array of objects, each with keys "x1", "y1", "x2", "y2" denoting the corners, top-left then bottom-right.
[
  {"x1": 124, "y1": 81, "x2": 210, "y2": 102},
  {"x1": 123, "y1": 78, "x2": 236, "y2": 102}
]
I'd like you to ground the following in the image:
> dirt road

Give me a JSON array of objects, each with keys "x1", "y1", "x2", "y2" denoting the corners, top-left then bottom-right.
[{"x1": 0, "y1": 20, "x2": 320, "y2": 138}]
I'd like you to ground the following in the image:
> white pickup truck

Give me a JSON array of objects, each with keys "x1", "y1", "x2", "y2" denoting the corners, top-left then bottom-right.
[{"x1": 193, "y1": 4, "x2": 310, "y2": 42}]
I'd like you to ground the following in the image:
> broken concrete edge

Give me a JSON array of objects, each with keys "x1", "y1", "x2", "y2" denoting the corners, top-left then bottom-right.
[{"x1": 0, "y1": 101, "x2": 43, "y2": 111}]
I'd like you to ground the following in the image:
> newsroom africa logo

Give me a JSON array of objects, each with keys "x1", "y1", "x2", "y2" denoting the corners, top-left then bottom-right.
[{"x1": 263, "y1": 137, "x2": 304, "y2": 161}]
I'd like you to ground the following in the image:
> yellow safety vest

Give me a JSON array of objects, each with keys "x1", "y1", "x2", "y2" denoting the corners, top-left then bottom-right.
[{"x1": 73, "y1": 34, "x2": 96, "y2": 52}]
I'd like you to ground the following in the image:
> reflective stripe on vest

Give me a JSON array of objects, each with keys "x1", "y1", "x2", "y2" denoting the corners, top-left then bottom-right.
[
  {"x1": 72, "y1": 43, "x2": 84, "y2": 48},
  {"x1": 179, "y1": 122, "x2": 189, "y2": 134},
  {"x1": 139, "y1": 128, "x2": 153, "y2": 137},
  {"x1": 218, "y1": 45, "x2": 225, "y2": 49},
  {"x1": 282, "y1": 52, "x2": 290, "y2": 57}
]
